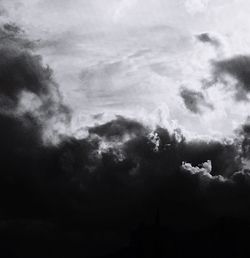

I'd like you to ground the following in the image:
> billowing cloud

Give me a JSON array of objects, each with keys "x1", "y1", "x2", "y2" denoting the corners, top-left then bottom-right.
[{"x1": 0, "y1": 22, "x2": 71, "y2": 142}]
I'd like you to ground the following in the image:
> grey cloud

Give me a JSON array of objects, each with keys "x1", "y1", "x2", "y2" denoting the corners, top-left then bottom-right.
[
  {"x1": 196, "y1": 32, "x2": 221, "y2": 48},
  {"x1": 0, "y1": 22, "x2": 71, "y2": 143},
  {"x1": 0, "y1": 22, "x2": 35, "y2": 50},
  {"x1": 88, "y1": 115, "x2": 148, "y2": 141},
  {"x1": 180, "y1": 87, "x2": 213, "y2": 114},
  {"x1": 211, "y1": 55, "x2": 250, "y2": 101}
]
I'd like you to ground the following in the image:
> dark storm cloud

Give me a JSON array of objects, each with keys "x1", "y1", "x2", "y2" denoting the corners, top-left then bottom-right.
[
  {"x1": 88, "y1": 115, "x2": 148, "y2": 140},
  {"x1": 42, "y1": 116, "x2": 250, "y2": 246},
  {"x1": 180, "y1": 87, "x2": 213, "y2": 114},
  {"x1": 196, "y1": 32, "x2": 220, "y2": 47},
  {"x1": 0, "y1": 22, "x2": 71, "y2": 137},
  {"x1": 0, "y1": 103, "x2": 250, "y2": 257},
  {"x1": 237, "y1": 119, "x2": 250, "y2": 159},
  {"x1": 0, "y1": 22, "x2": 46, "y2": 108},
  {"x1": 211, "y1": 55, "x2": 250, "y2": 101},
  {"x1": 0, "y1": 49, "x2": 52, "y2": 106},
  {"x1": 0, "y1": 20, "x2": 72, "y2": 225}
]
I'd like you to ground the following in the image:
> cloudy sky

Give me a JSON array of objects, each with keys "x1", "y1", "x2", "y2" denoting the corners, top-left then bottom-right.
[
  {"x1": 2, "y1": 0, "x2": 250, "y2": 140},
  {"x1": 3, "y1": 1, "x2": 250, "y2": 257}
]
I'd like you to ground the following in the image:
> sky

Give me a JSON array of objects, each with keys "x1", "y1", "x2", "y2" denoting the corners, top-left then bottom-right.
[
  {"x1": 3, "y1": 1, "x2": 250, "y2": 257},
  {"x1": 2, "y1": 0, "x2": 250, "y2": 140}
]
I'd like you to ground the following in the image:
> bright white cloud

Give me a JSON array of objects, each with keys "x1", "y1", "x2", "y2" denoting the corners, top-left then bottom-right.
[
  {"x1": 2, "y1": 0, "x2": 250, "y2": 140},
  {"x1": 185, "y1": 0, "x2": 210, "y2": 14}
]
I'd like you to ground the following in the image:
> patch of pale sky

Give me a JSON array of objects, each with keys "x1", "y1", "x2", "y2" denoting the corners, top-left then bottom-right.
[{"x1": 2, "y1": 0, "x2": 250, "y2": 140}]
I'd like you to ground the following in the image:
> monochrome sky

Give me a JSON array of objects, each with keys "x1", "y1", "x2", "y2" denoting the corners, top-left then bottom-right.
[
  {"x1": 3, "y1": 1, "x2": 250, "y2": 257},
  {"x1": 2, "y1": 0, "x2": 250, "y2": 140}
]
